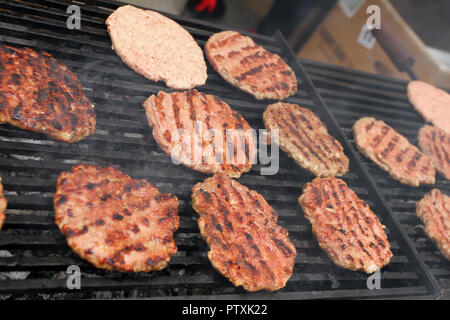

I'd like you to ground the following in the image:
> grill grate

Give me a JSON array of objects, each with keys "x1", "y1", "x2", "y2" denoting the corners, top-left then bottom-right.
[
  {"x1": 0, "y1": 0, "x2": 441, "y2": 299},
  {"x1": 302, "y1": 58, "x2": 450, "y2": 299}
]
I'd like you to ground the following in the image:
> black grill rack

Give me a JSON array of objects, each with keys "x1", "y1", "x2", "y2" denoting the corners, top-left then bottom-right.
[
  {"x1": 0, "y1": 0, "x2": 441, "y2": 299},
  {"x1": 302, "y1": 58, "x2": 450, "y2": 298}
]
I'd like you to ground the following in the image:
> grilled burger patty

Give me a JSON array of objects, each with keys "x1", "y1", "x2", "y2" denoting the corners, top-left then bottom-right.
[
  {"x1": 263, "y1": 102, "x2": 349, "y2": 177},
  {"x1": 407, "y1": 80, "x2": 450, "y2": 134},
  {"x1": 0, "y1": 177, "x2": 7, "y2": 231},
  {"x1": 418, "y1": 125, "x2": 450, "y2": 180},
  {"x1": 416, "y1": 189, "x2": 450, "y2": 261},
  {"x1": 205, "y1": 31, "x2": 297, "y2": 100},
  {"x1": 192, "y1": 174, "x2": 297, "y2": 291},
  {"x1": 106, "y1": 5, "x2": 207, "y2": 90},
  {"x1": 143, "y1": 90, "x2": 256, "y2": 178},
  {"x1": 0, "y1": 45, "x2": 95, "y2": 143},
  {"x1": 298, "y1": 177, "x2": 393, "y2": 273},
  {"x1": 54, "y1": 164, "x2": 179, "y2": 272},
  {"x1": 354, "y1": 117, "x2": 435, "y2": 187}
]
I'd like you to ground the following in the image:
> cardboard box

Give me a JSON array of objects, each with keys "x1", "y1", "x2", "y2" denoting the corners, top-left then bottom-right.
[{"x1": 298, "y1": 0, "x2": 450, "y2": 88}]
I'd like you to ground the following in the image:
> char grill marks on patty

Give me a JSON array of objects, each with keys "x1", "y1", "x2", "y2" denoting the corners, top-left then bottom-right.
[
  {"x1": 353, "y1": 117, "x2": 435, "y2": 186},
  {"x1": 0, "y1": 45, "x2": 95, "y2": 143},
  {"x1": 416, "y1": 189, "x2": 450, "y2": 261},
  {"x1": 418, "y1": 125, "x2": 450, "y2": 180},
  {"x1": 54, "y1": 164, "x2": 179, "y2": 272},
  {"x1": 263, "y1": 102, "x2": 349, "y2": 177},
  {"x1": 298, "y1": 177, "x2": 393, "y2": 273},
  {"x1": 192, "y1": 173, "x2": 297, "y2": 291},
  {"x1": 205, "y1": 31, "x2": 297, "y2": 100},
  {"x1": 142, "y1": 90, "x2": 256, "y2": 178}
]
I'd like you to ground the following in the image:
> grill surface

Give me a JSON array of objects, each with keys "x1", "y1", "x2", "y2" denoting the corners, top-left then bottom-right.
[
  {"x1": 0, "y1": 0, "x2": 441, "y2": 299},
  {"x1": 302, "y1": 58, "x2": 450, "y2": 299}
]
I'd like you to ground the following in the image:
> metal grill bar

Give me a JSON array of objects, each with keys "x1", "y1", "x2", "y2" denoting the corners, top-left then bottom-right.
[{"x1": 0, "y1": 0, "x2": 441, "y2": 299}]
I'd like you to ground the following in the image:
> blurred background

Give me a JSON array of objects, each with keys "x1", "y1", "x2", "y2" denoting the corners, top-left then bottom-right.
[{"x1": 122, "y1": 0, "x2": 450, "y2": 87}]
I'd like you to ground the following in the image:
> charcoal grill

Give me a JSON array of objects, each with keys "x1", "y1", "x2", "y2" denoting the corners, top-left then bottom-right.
[
  {"x1": 0, "y1": 0, "x2": 442, "y2": 299},
  {"x1": 302, "y1": 58, "x2": 450, "y2": 299}
]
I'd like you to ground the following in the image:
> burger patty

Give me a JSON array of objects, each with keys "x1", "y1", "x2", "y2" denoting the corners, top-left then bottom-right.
[
  {"x1": 416, "y1": 189, "x2": 450, "y2": 261},
  {"x1": 0, "y1": 177, "x2": 7, "y2": 231},
  {"x1": 298, "y1": 177, "x2": 393, "y2": 273},
  {"x1": 407, "y1": 81, "x2": 450, "y2": 134},
  {"x1": 418, "y1": 125, "x2": 450, "y2": 180},
  {"x1": 106, "y1": 5, "x2": 207, "y2": 90},
  {"x1": 192, "y1": 174, "x2": 297, "y2": 291},
  {"x1": 142, "y1": 90, "x2": 257, "y2": 178},
  {"x1": 205, "y1": 31, "x2": 297, "y2": 100},
  {"x1": 353, "y1": 117, "x2": 435, "y2": 187},
  {"x1": 54, "y1": 164, "x2": 179, "y2": 272},
  {"x1": 0, "y1": 45, "x2": 96, "y2": 143},
  {"x1": 263, "y1": 102, "x2": 349, "y2": 177}
]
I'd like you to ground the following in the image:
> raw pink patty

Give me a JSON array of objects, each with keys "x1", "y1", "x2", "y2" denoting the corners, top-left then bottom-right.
[
  {"x1": 407, "y1": 81, "x2": 450, "y2": 134},
  {"x1": 106, "y1": 5, "x2": 207, "y2": 90}
]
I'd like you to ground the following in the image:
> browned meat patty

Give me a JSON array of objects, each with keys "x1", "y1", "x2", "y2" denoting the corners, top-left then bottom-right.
[
  {"x1": 0, "y1": 177, "x2": 7, "y2": 231},
  {"x1": 353, "y1": 117, "x2": 435, "y2": 187},
  {"x1": 418, "y1": 125, "x2": 450, "y2": 180},
  {"x1": 192, "y1": 173, "x2": 297, "y2": 291},
  {"x1": 142, "y1": 90, "x2": 257, "y2": 178},
  {"x1": 106, "y1": 5, "x2": 207, "y2": 90},
  {"x1": 205, "y1": 31, "x2": 297, "y2": 100},
  {"x1": 416, "y1": 189, "x2": 450, "y2": 261},
  {"x1": 407, "y1": 81, "x2": 450, "y2": 134},
  {"x1": 54, "y1": 164, "x2": 179, "y2": 272},
  {"x1": 0, "y1": 45, "x2": 96, "y2": 143},
  {"x1": 263, "y1": 102, "x2": 349, "y2": 177},
  {"x1": 298, "y1": 177, "x2": 393, "y2": 273}
]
